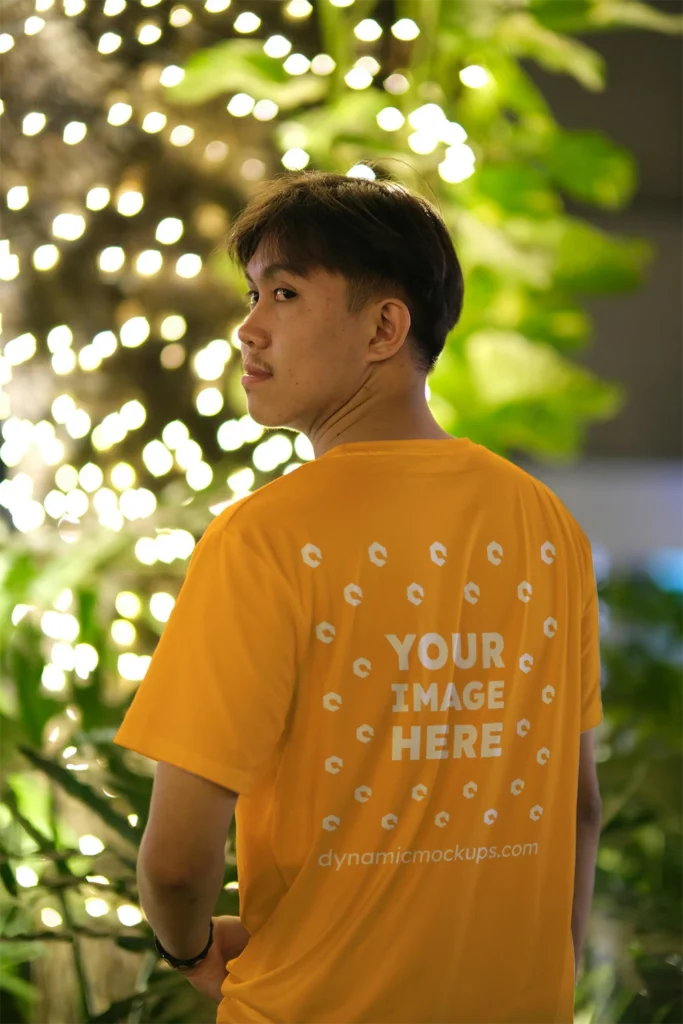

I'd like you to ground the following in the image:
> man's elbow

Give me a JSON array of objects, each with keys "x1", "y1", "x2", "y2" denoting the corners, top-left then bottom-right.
[
  {"x1": 577, "y1": 797, "x2": 603, "y2": 827},
  {"x1": 137, "y1": 832, "x2": 205, "y2": 890}
]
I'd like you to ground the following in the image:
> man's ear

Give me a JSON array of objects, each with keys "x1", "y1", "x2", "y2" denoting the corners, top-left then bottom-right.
[{"x1": 367, "y1": 297, "x2": 412, "y2": 362}]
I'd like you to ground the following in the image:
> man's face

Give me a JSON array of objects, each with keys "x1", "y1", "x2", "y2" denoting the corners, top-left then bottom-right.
[{"x1": 237, "y1": 247, "x2": 374, "y2": 436}]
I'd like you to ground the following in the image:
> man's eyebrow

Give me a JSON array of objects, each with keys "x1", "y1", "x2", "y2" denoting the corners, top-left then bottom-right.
[{"x1": 245, "y1": 262, "x2": 306, "y2": 284}]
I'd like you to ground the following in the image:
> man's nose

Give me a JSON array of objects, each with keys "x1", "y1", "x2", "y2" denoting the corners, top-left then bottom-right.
[{"x1": 236, "y1": 311, "x2": 266, "y2": 346}]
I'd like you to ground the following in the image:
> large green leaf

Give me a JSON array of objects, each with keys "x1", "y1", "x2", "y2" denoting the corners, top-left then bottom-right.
[
  {"x1": 548, "y1": 129, "x2": 637, "y2": 210},
  {"x1": 0, "y1": 839, "x2": 18, "y2": 897},
  {"x1": 168, "y1": 39, "x2": 327, "y2": 109},
  {"x1": 453, "y1": 209, "x2": 555, "y2": 288},
  {"x1": 531, "y1": 0, "x2": 683, "y2": 35},
  {"x1": 463, "y1": 328, "x2": 624, "y2": 416},
  {"x1": 497, "y1": 11, "x2": 606, "y2": 90},
  {"x1": 18, "y1": 748, "x2": 139, "y2": 848},
  {"x1": 291, "y1": 90, "x2": 388, "y2": 165},
  {"x1": 554, "y1": 218, "x2": 653, "y2": 293},
  {"x1": 475, "y1": 162, "x2": 561, "y2": 217}
]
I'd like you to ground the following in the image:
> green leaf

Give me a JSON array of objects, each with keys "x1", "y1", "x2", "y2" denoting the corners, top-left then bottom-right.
[
  {"x1": 4, "y1": 629, "x2": 60, "y2": 746},
  {"x1": 453, "y1": 209, "x2": 555, "y2": 288},
  {"x1": 86, "y1": 974, "x2": 184, "y2": 1023},
  {"x1": 0, "y1": 969, "x2": 39, "y2": 1003},
  {"x1": 292, "y1": 89, "x2": 388, "y2": 164},
  {"x1": 554, "y1": 218, "x2": 653, "y2": 293},
  {"x1": 531, "y1": 0, "x2": 683, "y2": 35},
  {"x1": 548, "y1": 129, "x2": 637, "y2": 209},
  {"x1": 590, "y1": 1, "x2": 683, "y2": 34},
  {"x1": 476, "y1": 163, "x2": 561, "y2": 217},
  {"x1": 464, "y1": 328, "x2": 624, "y2": 417},
  {"x1": 168, "y1": 39, "x2": 327, "y2": 109},
  {"x1": 114, "y1": 934, "x2": 153, "y2": 953},
  {"x1": 0, "y1": 840, "x2": 18, "y2": 898},
  {"x1": 18, "y1": 748, "x2": 139, "y2": 848},
  {"x1": 497, "y1": 11, "x2": 606, "y2": 91}
]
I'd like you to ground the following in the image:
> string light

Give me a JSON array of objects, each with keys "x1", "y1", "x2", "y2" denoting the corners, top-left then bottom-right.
[
  {"x1": 52, "y1": 214, "x2": 86, "y2": 240},
  {"x1": 142, "y1": 111, "x2": 166, "y2": 132},
  {"x1": 234, "y1": 12, "x2": 261, "y2": 33},
  {"x1": 175, "y1": 254, "x2": 202, "y2": 278},
  {"x1": 120, "y1": 317, "x2": 150, "y2": 348},
  {"x1": 169, "y1": 125, "x2": 194, "y2": 146},
  {"x1": 311, "y1": 54, "x2": 335, "y2": 75},
  {"x1": 169, "y1": 6, "x2": 192, "y2": 27},
  {"x1": 118, "y1": 905, "x2": 143, "y2": 926},
  {"x1": 63, "y1": 121, "x2": 87, "y2": 144},
  {"x1": 103, "y1": 0, "x2": 126, "y2": 14},
  {"x1": 281, "y1": 148, "x2": 310, "y2": 171},
  {"x1": 108, "y1": 102, "x2": 133, "y2": 125},
  {"x1": 330, "y1": 0, "x2": 354, "y2": 6},
  {"x1": 160, "y1": 65, "x2": 184, "y2": 87},
  {"x1": 86, "y1": 187, "x2": 110, "y2": 211},
  {"x1": 263, "y1": 35, "x2": 291, "y2": 58},
  {"x1": 42, "y1": 909, "x2": 63, "y2": 928},
  {"x1": 383, "y1": 73, "x2": 409, "y2": 94},
  {"x1": 392, "y1": 18, "x2": 420, "y2": 40},
  {"x1": 24, "y1": 17, "x2": 46, "y2": 35},
  {"x1": 160, "y1": 315, "x2": 186, "y2": 340},
  {"x1": 460, "y1": 65, "x2": 490, "y2": 88},
  {"x1": 204, "y1": 140, "x2": 228, "y2": 161},
  {"x1": 36, "y1": 0, "x2": 55, "y2": 10},
  {"x1": 64, "y1": 0, "x2": 86, "y2": 16},
  {"x1": 22, "y1": 113, "x2": 47, "y2": 136},
  {"x1": 354, "y1": 19, "x2": 382, "y2": 41},
  {"x1": 79, "y1": 835, "x2": 105, "y2": 855},
  {"x1": 356, "y1": 55, "x2": 380, "y2": 76},
  {"x1": 99, "y1": 246, "x2": 125, "y2": 272},
  {"x1": 205, "y1": 0, "x2": 231, "y2": 11},
  {"x1": 98, "y1": 33, "x2": 122, "y2": 54},
  {"x1": 138, "y1": 22, "x2": 162, "y2": 44},
  {"x1": 7, "y1": 186, "x2": 29, "y2": 210},
  {"x1": 117, "y1": 191, "x2": 144, "y2": 216},
  {"x1": 135, "y1": 250, "x2": 163, "y2": 275},
  {"x1": 345, "y1": 68, "x2": 372, "y2": 90},
  {"x1": 253, "y1": 100, "x2": 278, "y2": 121},
  {"x1": 227, "y1": 93, "x2": 255, "y2": 117},
  {"x1": 156, "y1": 218, "x2": 183, "y2": 244},
  {"x1": 377, "y1": 107, "x2": 405, "y2": 131},
  {"x1": 0, "y1": 34, "x2": 14, "y2": 53},
  {"x1": 33, "y1": 244, "x2": 60, "y2": 270},
  {"x1": 16, "y1": 867, "x2": 39, "y2": 887},
  {"x1": 283, "y1": 54, "x2": 310, "y2": 76},
  {"x1": 285, "y1": 0, "x2": 312, "y2": 17}
]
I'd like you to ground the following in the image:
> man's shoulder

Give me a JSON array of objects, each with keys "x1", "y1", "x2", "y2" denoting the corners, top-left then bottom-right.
[
  {"x1": 476, "y1": 445, "x2": 586, "y2": 540},
  {"x1": 202, "y1": 458, "x2": 319, "y2": 540}
]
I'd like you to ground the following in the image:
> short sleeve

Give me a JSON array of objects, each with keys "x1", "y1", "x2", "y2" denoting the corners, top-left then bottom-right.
[
  {"x1": 113, "y1": 516, "x2": 301, "y2": 795},
  {"x1": 579, "y1": 531, "x2": 603, "y2": 732}
]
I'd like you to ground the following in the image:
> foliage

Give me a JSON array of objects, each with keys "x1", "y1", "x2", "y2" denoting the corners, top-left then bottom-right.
[{"x1": 1, "y1": 0, "x2": 681, "y2": 1021}]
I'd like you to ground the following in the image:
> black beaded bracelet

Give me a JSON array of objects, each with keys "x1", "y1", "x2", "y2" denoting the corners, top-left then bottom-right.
[{"x1": 154, "y1": 919, "x2": 214, "y2": 970}]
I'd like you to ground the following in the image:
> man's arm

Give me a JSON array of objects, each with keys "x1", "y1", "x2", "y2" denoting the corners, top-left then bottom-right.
[
  {"x1": 571, "y1": 729, "x2": 603, "y2": 979},
  {"x1": 137, "y1": 762, "x2": 239, "y2": 959}
]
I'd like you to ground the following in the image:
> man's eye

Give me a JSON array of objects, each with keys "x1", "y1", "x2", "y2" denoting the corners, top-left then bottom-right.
[{"x1": 245, "y1": 288, "x2": 295, "y2": 308}]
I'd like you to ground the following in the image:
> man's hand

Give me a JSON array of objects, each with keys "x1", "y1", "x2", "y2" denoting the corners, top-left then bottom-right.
[{"x1": 180, "y1": 915, "x2": 251, "y2": 1004}]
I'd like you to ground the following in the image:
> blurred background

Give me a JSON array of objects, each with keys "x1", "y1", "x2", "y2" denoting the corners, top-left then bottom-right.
[{"x1": 0, "y1": 1, "x2": 681, "y2": 1022}]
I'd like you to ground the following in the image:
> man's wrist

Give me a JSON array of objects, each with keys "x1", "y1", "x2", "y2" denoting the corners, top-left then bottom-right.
[{"x1": 155, "y1": 919, "x2": 214, "y2": 970}]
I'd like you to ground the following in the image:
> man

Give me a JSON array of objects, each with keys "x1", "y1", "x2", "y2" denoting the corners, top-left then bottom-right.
[{"x1": 114, "y1": 170, "x2": 603, "y2": 1023}]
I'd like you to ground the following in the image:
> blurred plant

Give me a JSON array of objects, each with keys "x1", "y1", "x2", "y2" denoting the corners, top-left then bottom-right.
[{"x1": 1, "y1": 0, "x2": 682, "y2": 1021}]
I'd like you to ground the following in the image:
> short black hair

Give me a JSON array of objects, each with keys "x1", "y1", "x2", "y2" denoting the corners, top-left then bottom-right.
[{"x1": 226, "y1": 170, "x2": 464, "y2": 375}]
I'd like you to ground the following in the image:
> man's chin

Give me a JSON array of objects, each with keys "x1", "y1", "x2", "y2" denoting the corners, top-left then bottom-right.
[{"x1": 244, "y1": 403, "x2": 287, "y2": 430}]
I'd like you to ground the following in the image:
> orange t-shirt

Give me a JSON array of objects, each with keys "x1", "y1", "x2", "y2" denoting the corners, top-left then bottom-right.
[{"x1": 114, "y1": 437, "x2": 603, "y2": 1024}]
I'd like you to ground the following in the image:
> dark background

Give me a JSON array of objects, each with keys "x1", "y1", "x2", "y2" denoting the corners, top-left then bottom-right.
[{"x1": 528, "y1": 0, "x2": 682, "y2": 460}]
